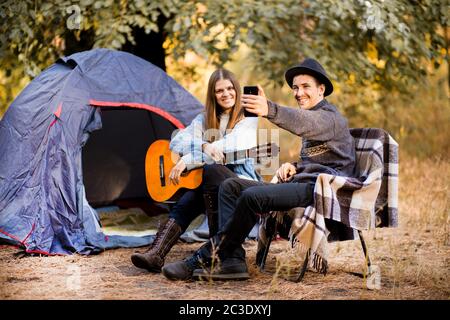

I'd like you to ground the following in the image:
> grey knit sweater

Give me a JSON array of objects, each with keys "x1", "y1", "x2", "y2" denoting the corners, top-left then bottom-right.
[{"x1": 266, "y1": 99, "x2": 356, "y2": 184}]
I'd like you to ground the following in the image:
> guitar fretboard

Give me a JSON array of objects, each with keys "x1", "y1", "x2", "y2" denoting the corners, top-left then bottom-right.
[{"x1": 223, "y1": 143, "x2": 276, "y2": 164}]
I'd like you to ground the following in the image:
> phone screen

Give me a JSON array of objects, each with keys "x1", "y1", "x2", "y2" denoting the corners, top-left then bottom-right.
[{"x1": 243, "y1": 86, "x2": 258, "y2": 117}]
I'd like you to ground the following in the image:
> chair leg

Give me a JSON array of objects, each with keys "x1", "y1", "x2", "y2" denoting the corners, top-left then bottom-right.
[
  {"x1": 358, "y1": 230, "x2": 371, "y2": 270},
  {"x1": 294, "y1": 249, "x2": 310, "y2": 282},
  {"x1": 257, "y1": 237, "x2": 272, "y2": 272},
  {"x1": 256, "y1": 213, "x2": 277, "y2": 271},
  {"x1": 358, "y1": 230, "x2": 383, "y2": 289}
]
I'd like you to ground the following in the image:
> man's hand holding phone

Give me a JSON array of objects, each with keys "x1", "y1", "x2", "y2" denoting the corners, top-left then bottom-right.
[{"x1": 242, "y1": 85, "x2": 269, "y2": 117}]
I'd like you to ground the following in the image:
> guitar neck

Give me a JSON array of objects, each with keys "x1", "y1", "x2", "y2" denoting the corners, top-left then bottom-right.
[
  {"x1": 223, "y1": 149, "x2": 250, "y2": 164},
  {"x1": 222, "y1": 143, "x2": 277, "y2": 164}
]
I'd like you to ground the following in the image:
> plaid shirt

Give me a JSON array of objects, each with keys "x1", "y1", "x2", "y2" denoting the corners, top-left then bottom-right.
[{"x1": 169, "y1": 112, "x2": 260, "y2": 180}]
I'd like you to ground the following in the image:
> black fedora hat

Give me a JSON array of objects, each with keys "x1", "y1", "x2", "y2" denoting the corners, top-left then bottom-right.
[{"x1": 285, "y1": 58, "x2": 333, "y2": 96}]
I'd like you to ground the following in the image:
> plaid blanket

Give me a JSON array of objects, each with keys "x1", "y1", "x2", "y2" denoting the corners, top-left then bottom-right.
[{"x1": 262, "y1": 128, "x2": 399, "y2": 274}]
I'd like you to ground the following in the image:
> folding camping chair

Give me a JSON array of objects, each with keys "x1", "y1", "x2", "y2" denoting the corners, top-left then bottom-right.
[
  {"x1": 255, "y1": 208, "x2": 383, "y2": 282},
  {"x1": 255, "y1": 128, "x2": 399, "y2": 283}
]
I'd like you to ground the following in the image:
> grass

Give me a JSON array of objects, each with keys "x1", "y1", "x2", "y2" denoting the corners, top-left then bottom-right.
[{"x1": 332, "y1": 154, "x2": 450, "y2": 299}]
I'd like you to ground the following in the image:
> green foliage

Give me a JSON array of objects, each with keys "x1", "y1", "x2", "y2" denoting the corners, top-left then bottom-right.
[
  {"x1": 0, "y1": 0, "x2": 181, "y2": 114},
  {"x1": 1, "y1": 1, "x2": 447, "y2": 88},
  {"x1": 0, "y1": 0, "x2": 448, "y2": 157},
  {"x1": 331, "y1": 65, "x2": 450, "y2": 159}
]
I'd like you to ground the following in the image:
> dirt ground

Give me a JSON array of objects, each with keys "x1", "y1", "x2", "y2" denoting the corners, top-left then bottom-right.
[
  {"x1": 0, "y1": 158, "x2": 449, "y2": 300},
  {"x1": 0, "y1": 227, "x2": 448, "y2": 300}
]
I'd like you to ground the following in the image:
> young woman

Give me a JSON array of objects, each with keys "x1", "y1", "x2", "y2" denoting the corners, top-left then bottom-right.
[{"x1": 131, "y1": 68, "x2": 260, "y2": 272}]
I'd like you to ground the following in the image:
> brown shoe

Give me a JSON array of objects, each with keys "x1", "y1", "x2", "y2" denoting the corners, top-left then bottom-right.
[{"x1": 131, "y1": 218, "x2": 182, "y2": 272}]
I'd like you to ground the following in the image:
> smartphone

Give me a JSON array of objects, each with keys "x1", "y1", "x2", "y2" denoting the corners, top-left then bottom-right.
[{"x1": 243, "y1": 86, "x2": 259, "y2": 117}]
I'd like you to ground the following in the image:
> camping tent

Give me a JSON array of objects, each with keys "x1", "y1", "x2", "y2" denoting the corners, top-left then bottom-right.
[{"x1": 0, "y1": 49, "x2": 204, "y2": 255}]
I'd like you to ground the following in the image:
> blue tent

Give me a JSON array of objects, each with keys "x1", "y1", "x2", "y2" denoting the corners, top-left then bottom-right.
[{"x1": 0, "y1": 49, "x2": 204, "y2": 255}]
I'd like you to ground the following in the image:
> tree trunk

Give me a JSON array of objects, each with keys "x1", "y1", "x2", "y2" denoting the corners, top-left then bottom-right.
[
  {"x1": 64, "y1": 29, "x2": 96, "y2": 56},
  {"x1": 63, "y1": 14, "x2": 170, "y2": 72},
  {"x1": 121, "y1": 14, "x2": 170, "y2": 71}
]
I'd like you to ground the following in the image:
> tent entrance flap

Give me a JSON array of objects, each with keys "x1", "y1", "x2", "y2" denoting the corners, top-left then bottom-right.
[{"x1": 82, "y1": 107, "x2": 178, "y2": 209}]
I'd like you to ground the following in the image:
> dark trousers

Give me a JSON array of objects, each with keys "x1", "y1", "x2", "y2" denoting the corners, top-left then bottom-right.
[
  {"x1": 168, "y1": 164, "x2": 238, "y2": 232},
  {"x1": 215, "y1": 178, "x2": 315, "y2": 256}
]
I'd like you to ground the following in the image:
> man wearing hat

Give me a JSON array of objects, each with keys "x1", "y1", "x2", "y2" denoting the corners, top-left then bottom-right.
[{"x1": 162, "y1": 58, "x2": 356, "y2": 281}]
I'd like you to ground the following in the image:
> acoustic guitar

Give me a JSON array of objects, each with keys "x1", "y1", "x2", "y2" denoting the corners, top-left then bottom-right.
[{"x1": 145, "y1": 140, "x2": 279, "y2": 202}]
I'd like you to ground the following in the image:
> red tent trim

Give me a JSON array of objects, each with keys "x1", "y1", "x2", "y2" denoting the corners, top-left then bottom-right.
[{"x1": 89, "y1": 100, "x2": 186, "y2": 129}]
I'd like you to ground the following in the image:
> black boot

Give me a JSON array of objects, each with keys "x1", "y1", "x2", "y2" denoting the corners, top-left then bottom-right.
[
  {"x1": 161, "y1": 240, "x2": 213, "y2": 281},
  {"x1": 192, "y1": 245, "x2": 249, "y2": 281},
  {"x1": 192, "y1": 232, "x2": 249, "y2": 281},
  {"x1": 131, "y1": 218, "x2": 182, "y2": 272},
  {"x1": 203, "y1": 192, "x2": 219, "y2": 237}
]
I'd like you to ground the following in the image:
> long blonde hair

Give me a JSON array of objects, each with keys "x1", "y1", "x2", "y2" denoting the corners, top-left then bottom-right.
[{"x1": 204, "y1": 68, "x2": 244, "y2": 142}]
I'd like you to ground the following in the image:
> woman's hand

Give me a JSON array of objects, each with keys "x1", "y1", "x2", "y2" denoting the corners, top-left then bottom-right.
[
  {"x1": 202, "y1": 143, "x2": 224, "y2": 163},
  {"x1": 275, "y1": 162, "x2": 297, "y2": 182},
  {"x1": 169, "y1": 159, "x2": 187, "y2": 185},
  {"x1": 242, "y1": 85, "x2": 269, "y2": 116}
]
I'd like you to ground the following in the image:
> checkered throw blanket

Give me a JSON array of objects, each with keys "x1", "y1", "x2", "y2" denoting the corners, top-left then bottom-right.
[{"x1": 265, "y1": 128, "x2": 399, "y2": 274}]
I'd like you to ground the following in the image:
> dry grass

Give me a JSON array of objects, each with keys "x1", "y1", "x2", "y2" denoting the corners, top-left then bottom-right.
[{"x1": 0, "y1": 156, "x2": 448, "y2": 300}]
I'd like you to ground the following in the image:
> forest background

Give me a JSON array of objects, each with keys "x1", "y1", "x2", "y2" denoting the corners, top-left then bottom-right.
[
  {"x1": 0, "y1": 0, "x2": 448, "y2": 160},
  {"x1": 0, "y1": 0, "x2": 448, "y2": 300}
]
